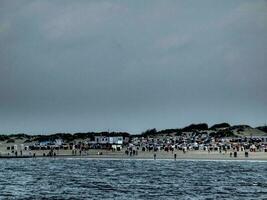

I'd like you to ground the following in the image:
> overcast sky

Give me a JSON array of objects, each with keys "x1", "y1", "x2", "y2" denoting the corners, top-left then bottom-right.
[{"x1": 0, "y1": 0, "x2": 267, "y2": 134}]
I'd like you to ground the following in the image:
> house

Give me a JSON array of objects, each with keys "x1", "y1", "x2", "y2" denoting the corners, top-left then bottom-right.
[
  {"x1": 93, "y1": 136, "x2": 123, "y2": 145},
  {"x1": 108, "y1": 136, "x2": 123, "y2": 145},
  {"x1": 94, "y1": 136, "x2": 109, "y2": 144}
]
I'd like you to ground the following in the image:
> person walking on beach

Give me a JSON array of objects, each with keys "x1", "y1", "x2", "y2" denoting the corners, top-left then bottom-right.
[{"x1": 154, "y1": 153, "x2": 156, "y2": 160}]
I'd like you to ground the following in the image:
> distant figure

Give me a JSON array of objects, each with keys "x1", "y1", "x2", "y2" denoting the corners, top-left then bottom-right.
[
  {"x1": 230, "y1": 152, "x2": 232, "y2": 157},
  {"x1": 234, "y1": 152, "x2": 237, "y2": 157},
  {"x1": 15, "y1": 151, "x2": 18, "y2": 157},
  {"x1": 154, "y1": 153, "x2": 156, "y2": 160},
  {"x1": 174, "y1": 153, "x2": 177, "y2": 161},
  {"x1": 20, "y1": 150, "x2": 22, "y2": 156},
  {"x1": 33, "y1": 153, "x2": 36, "y2": 158},
  {"x1": 245, "y1": 152, "x2": 249, "y2": 158}
]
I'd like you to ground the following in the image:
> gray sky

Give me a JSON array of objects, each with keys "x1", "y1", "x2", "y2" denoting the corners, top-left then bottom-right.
[{"x1": 0, "y1": 0, "x2": 267, "y2": 134}]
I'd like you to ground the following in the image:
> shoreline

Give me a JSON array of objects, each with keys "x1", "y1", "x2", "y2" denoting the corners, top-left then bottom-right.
[{"x1": 1, "y1": 151, "x2": 267, "y2": 161}]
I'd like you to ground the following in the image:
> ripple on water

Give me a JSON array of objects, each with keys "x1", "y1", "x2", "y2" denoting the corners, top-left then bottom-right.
[{"x1": 0, "y1": 159, "x2": 267, "y2": 199}]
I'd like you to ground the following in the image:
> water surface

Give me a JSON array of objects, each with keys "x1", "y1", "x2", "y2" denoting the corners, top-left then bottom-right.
[{"x1": 0, "y1": 158, "x2": 266, "y2": 199}]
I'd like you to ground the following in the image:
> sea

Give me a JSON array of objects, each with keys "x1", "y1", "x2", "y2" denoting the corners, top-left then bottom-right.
[{"x1": 0, "y1": 158, "x2": 266, "y2": 200}]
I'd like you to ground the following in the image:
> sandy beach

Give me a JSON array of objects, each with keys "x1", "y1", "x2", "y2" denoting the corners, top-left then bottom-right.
[{"x1": 1, "y1": 146, "x2": 267, "y2": 161}]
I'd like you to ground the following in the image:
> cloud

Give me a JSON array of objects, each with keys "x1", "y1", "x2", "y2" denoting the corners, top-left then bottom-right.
[
  {"x1": 155, "y1": 34, "x2": 192, "y2": 50},
  {"x1": 0, "y1": 23, "x2": 9, "y2": 33},
  {"x1": 0, "y1": 0, "x2": 266, "y2": 133},
  {"x1": 40, "y1": 1, "x2": 128, "y2": 40}
]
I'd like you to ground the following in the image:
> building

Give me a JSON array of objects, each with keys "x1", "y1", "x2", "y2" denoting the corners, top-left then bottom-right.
[{"x1": 93, "y1": 136, "x2": 123, "y2": 145}]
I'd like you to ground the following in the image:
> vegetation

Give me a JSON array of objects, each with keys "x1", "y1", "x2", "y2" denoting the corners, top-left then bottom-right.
[
  {"x1": 256, "y1": 126, "x2": 267, "y2": 133},
  {"x1": 6, "y1": 138, "x2": 15, "y2": 143},
  {"x1": 141, "y1": 129, "x2": 157, "y2": 137},
  {"x1": 0, "y1": 123, "x2": 261, "y2": 141},
  {"x1": 230, "y1": 125, "x2": 251, "y2": 131},
  {"x1": 157, "y1": 128, "x2": 181, "y2": 135},
  {"x1": 0, "y1": 132, "x2": 130, "y2": 143},
  {"x1": 209, "y1": 130, "x2": 235, "y2": 138},
  {"x1": 210, "y1": 123, "x2": 230, "y2": 130},
  {"x1": 32, "y1": 132, "x2": 130, "y2": 143},
  {"x1": 182, "y1": 123, "x2": 208, "y2": 132},
  {"x1": 0, "y1": 135, "x2": 9, "y2": 141}
]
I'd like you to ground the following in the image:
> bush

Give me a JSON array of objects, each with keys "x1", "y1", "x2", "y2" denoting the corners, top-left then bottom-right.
[
  {"x1": 182, "y1": 123, "x2": 208, "y2": 132},
  {"x1": 0, "y1": 135, "x2": 9, "y2": 141},
  {"x1": 157, "y1": 128, "x2": 181, "y2": 135},
  {"x1": 210, "y1": 123, "x2": 230, "y2": 130},
  {"x1": 141, "y1": 128, "x2": 157, "y2": 137},
  {"x1": 256, "y1": 126, "x2": 267, "y2": 133},
  {"x1": 209, "y1": 130, "x2": 235, "y2": 138},
  {"x1": 6, "y1": 139, "x2": 15, "y2": 143}
]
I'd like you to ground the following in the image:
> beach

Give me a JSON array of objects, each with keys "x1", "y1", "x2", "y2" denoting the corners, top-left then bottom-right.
[{"x1": 1, "y1": 146, "x2": 267, "y2": 161}]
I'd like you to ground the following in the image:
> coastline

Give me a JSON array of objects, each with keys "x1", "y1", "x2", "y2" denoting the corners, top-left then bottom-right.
[{"x1": 1, "y1": 149, "x2": 267, "y2": 161}]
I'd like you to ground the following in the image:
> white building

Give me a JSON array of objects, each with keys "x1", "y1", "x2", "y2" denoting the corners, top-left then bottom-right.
[
  {"x1": 93, "y1": 136, "x2": 124, "y2": 145},
  {"x1": 108, "y1": 136, "x2": 123, "y2": 145},
  {"x1": 94, "y1": 136, "x2": 109, "y2": 144}
]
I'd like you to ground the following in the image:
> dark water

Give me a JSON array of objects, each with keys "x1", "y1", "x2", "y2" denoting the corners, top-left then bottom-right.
[{"x1": 0, "y1": 158, "x2": 267, "y2": 200}]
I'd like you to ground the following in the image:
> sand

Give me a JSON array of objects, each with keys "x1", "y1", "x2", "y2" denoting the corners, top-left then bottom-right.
[
  {"x1": 1, "y1": 139, "x2": 267, "y2": 160},
  {"x1": 1, "y1": 145, "x2": 267, "y2": 161}
]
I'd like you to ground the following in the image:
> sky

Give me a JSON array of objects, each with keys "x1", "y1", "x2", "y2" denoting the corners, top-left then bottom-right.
[{"x1": 0, "y1": 0, "x2": 267, "y2": 134}]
